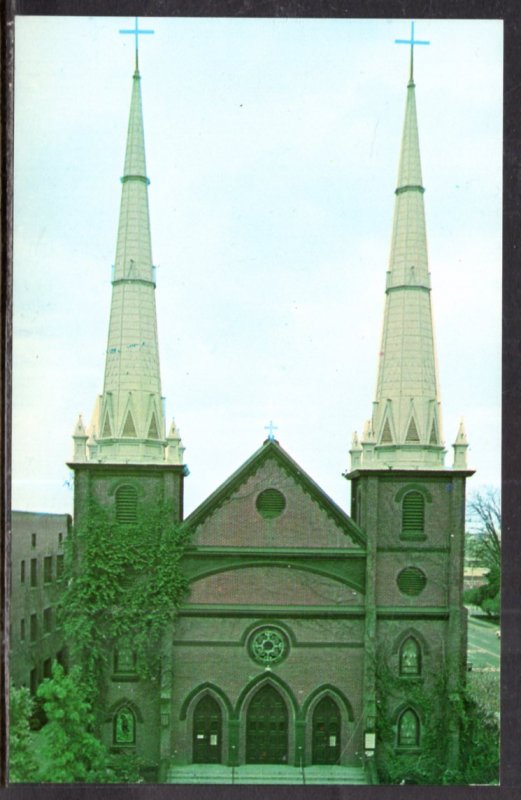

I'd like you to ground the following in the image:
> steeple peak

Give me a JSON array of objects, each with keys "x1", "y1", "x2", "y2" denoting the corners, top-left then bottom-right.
[
  {"x1": 353, "y1": 30, "x2": 447, "y2": 472},
  {"x1": 119, "y1": 17, "x2": 154, "y2": 75},
  {"x1": 395, "y1": 21, "x2": 430, "y2": 85},
  {"x1": 73, "y1": 45, "x2": 181, "y2": 466}
]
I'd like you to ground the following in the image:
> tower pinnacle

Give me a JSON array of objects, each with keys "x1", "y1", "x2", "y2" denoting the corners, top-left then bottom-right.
[{"x1": 353, "y1": 29, "x2": 450, "y2": 471}]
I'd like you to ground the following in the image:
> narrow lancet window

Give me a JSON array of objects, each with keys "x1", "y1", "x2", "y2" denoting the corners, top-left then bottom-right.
[
  {"x1": 397, "y1": 708, "x2": 420, "y2": 748},
  {"x1": 399, "y1": 637, "x2": 421, "y2": 676},
  {"x1": 114, "y1": 706, "x2": 136, "y2": 746}
]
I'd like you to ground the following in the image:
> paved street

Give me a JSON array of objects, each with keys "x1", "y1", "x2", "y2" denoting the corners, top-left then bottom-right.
[{"x1": 467, "y1": 615, "x2": 500, "y2": 671}]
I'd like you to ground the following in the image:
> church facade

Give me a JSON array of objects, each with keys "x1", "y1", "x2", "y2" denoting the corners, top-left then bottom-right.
[{"x1": 67, "y1": 37, "x2": 472, "y2": 782}]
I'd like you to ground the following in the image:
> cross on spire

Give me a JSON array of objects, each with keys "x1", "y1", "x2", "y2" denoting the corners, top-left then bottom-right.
[
  {"x1": 119, "y1": 16, "x2": 154, "y2": 72},
  {"x1": 395, "y1": 21, "x2": 430, "y2": 83},
  {"x1": 264, "y1": 420, "x2": 278, "y2": 441}
]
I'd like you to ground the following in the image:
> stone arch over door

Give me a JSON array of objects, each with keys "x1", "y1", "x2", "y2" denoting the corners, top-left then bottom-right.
[
  {"x1": 181, "y1": 684, "x2": 232, "y2": 765},
  {"x1": 302, "y1": 686, "x2": 354, "y2": 766},
  {"x1": 236, "y1": 675, "x2": 298, "y2": 766}
]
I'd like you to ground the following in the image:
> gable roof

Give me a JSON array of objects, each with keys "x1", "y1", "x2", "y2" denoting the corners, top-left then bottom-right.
[{"x1": 183, "y1": 439, "x2": 366, "y2": 547}]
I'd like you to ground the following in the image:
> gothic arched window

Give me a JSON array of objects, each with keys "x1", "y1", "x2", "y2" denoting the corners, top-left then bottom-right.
[
  {"x1": 399, "y1": 637, "x2": 421, "y2": 676},
  {"x1": 397, "y1": 708, "x2": 420, "y2": 748},
  {"x1": 113, "y1": 706, "x2": 136, "y2": 746},
  {"x1": 115, "y1": 485, "x2": 138, "y2": 523},
  {"x1": 113, "y1": 646, "x2": 137, "y2": 677},
  {"x1": 402, "y1": 491, "x2": 425, "y2": 535}
]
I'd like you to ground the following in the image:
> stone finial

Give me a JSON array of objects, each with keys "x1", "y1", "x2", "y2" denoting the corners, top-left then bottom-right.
[
  {"x1": 452, "y1": 418, "x2": 469, "y2": 469},
  {"x1": 166, "y1": 419, "x2": 185, "y2": 465},
  {"x1": 72, "y1": 414, "x2": 88, "y2": 462},
  {"x1": 350, "y1": 431, "x2": 363, "y2": 470}
]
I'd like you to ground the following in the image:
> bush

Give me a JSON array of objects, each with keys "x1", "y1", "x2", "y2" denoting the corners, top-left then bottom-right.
[{"x1": 9, "y1": 686, "x2": 38, "y2": 782}]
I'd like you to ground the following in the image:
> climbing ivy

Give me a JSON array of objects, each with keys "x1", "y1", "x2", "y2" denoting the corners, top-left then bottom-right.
[
  {"x1": 374, "y1": 654, "x2": 499, "y2": 785},
  {"x1": 59, "y1": 499, "x2": 190, "y2": 699}
]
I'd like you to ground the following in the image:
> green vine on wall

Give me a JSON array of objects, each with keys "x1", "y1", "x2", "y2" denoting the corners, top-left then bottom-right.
[
  {"x1": 374, "y1": 654, "x2": 498, "y2": 785},
  {"x1": 58, "y1": 500, "x2": 190, "y2": 700}
]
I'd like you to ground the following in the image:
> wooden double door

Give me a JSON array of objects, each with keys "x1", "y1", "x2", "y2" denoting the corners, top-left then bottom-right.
[
  {"x1": 246, "y1": 685, "x2": 288, "y2": 764},
  {"x1": 192, "y1": 689, "x2": 342, "y2": 766}
]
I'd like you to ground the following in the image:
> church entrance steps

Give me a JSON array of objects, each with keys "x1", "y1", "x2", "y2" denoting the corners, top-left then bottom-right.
[{"x1": 166, "y1": 763, "x2": 369, "y2": 785}]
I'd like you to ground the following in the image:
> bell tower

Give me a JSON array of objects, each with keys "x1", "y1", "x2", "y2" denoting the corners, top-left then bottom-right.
[{"x1": 346, "y1": 23, "x2": 474, "y2": 772}]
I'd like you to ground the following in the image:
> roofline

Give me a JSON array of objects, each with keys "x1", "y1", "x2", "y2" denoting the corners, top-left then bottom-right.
[
  {"x1": 184, "y1": 439, "x2": 366, "y2": 547},
  {"x1": 11, "y1": 510, "x2": 72, "y2": 519},
  {"x1": 67, "y1": 461, "x2": 186, "y2": 474},
  {"x1": 345, "y1": 468, "x2": 476, "y2": 479}
]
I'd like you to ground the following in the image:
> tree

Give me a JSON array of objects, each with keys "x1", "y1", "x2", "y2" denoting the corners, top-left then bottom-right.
[
  {"x1": 36, "y1": 662, "x2": 110, "y2": 782},
  {"x1": 9, "y1": 686, "x2": 38, "y2": 782},
  {"x1": 464, "y1": 489, "x2": 500, "y2": 617}
]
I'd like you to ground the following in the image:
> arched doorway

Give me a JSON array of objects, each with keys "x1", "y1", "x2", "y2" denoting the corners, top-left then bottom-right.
[
  {"x1": 192, "y1": 695, "x2": 222, "y2": 763},
  {"x1": 312, "y1": 696, "x2": 341, "y2": 764},
  {"x1": 246, "y1": 684, "x2": 288, "y2": 764}
]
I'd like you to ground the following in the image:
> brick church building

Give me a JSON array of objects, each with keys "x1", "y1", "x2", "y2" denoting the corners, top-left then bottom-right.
[{"x1": 67, "y1": 28, "x2": 472, "y2": 783}]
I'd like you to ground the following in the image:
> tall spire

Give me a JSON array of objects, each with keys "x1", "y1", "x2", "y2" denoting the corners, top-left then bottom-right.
[
  {"x1": 73, "y1": 36, "x2": 183, "y2": 466},
  {"x1": 352, "y1": 27, "x2": 447, "y2": 471}
]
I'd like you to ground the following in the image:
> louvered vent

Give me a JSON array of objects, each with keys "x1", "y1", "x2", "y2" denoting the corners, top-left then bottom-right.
[
  {"x1": 402, "y1": 491, "x2": 425, "y2": 533},
  {"x1": 397, "y1": 567, "x2": 426, "y2": 596},
  {"x1": 256, "y1": 489, "x2": 286, "y2": 520},
  {"x1": 115, "y1": 485, "x2": 138, "y2": 523}
]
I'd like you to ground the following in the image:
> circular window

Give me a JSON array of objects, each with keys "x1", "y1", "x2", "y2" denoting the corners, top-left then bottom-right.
[
  {"x1": 249, "y1": 627, "x2": 288, "y2": 665},
  {"x1": 256, "y1": 489, "x2": 286, "y2": 519},
  {"x1": 397, "y1": 567, "x2": 427, "y2": 596}
]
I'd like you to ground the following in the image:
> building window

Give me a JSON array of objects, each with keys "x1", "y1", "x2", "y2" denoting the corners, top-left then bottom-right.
[
  {"x1": 115, "y1": 485, "x2": 138, "y2": 524},
  {"x1": 397, "y1": 708, "x2": 420, "y2": 748},
  {"x1": 43, "y1": 607, "x2": 52, "y2": 635},
  {"x1": 20, "y1": 619, "x2": 25, "y2": 641},
  {"x1": 58, "y1": 532, "x2": 63, "y2": 546},
  {"x1": 43, "y1": 658, "x2": 52, "y2": 679},
  {"x1": 249, "y1": 627, "x2": 288, "y2": 665},
  {"x1": 20, "y1": 560, "x2": 25, "y2": 583},
  {"x1": 30, "y1": 558, "x2": 37, "y2": 587},
  {"x1": 399, "y1": 637, "x2": 421, "y2": 676},
  {"x1": 31, "y1": 533, "x2": 36, "y2": 548},
  {"x1": 114, "y1": 647, "x2": 137, "y2": 676},
  {"x1": 30, "y1": 614, "x2": 37, "y2": 642},
  {"x1": 44, "y1": 556, "x2": 53, "y2": 583},
  {"x1": 256, "y1": 488, "x2": 286, "y2": 520},
  {"x1": 402, "y1": 492, "x2": 425, "y2": 537},
  {"x1": 56, "y1": 648, "x2": 67, "y2": 670},
  {"x1": 56, "y1": 554, "x2": 64, "y2": 580},
  {"x1": 113, "y1": 707, "x2": 136, "y2": 746}
]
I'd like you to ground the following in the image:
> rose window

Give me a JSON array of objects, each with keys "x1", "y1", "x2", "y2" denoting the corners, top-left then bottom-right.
[{"x1": 250, "y1": 628, "x2": 287, "y2": 665}]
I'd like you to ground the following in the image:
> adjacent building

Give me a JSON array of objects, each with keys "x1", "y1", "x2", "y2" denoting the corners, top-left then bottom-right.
[{"x1": 9, "y1": 511, "x2": 70, "y2": 693}]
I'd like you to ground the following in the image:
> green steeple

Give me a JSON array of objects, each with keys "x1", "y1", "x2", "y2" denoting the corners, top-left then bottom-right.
[
  {"x1": 73, "y1": 64, "x2": 183, "y2": 465},
  {"x1": 352, "y1": 68, "x2": 446, "y2": 470}
]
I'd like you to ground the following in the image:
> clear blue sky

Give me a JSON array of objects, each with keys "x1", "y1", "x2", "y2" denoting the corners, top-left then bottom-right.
[{"x1": 12, "y1": 17, "x2": 502, "y2": 516}]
